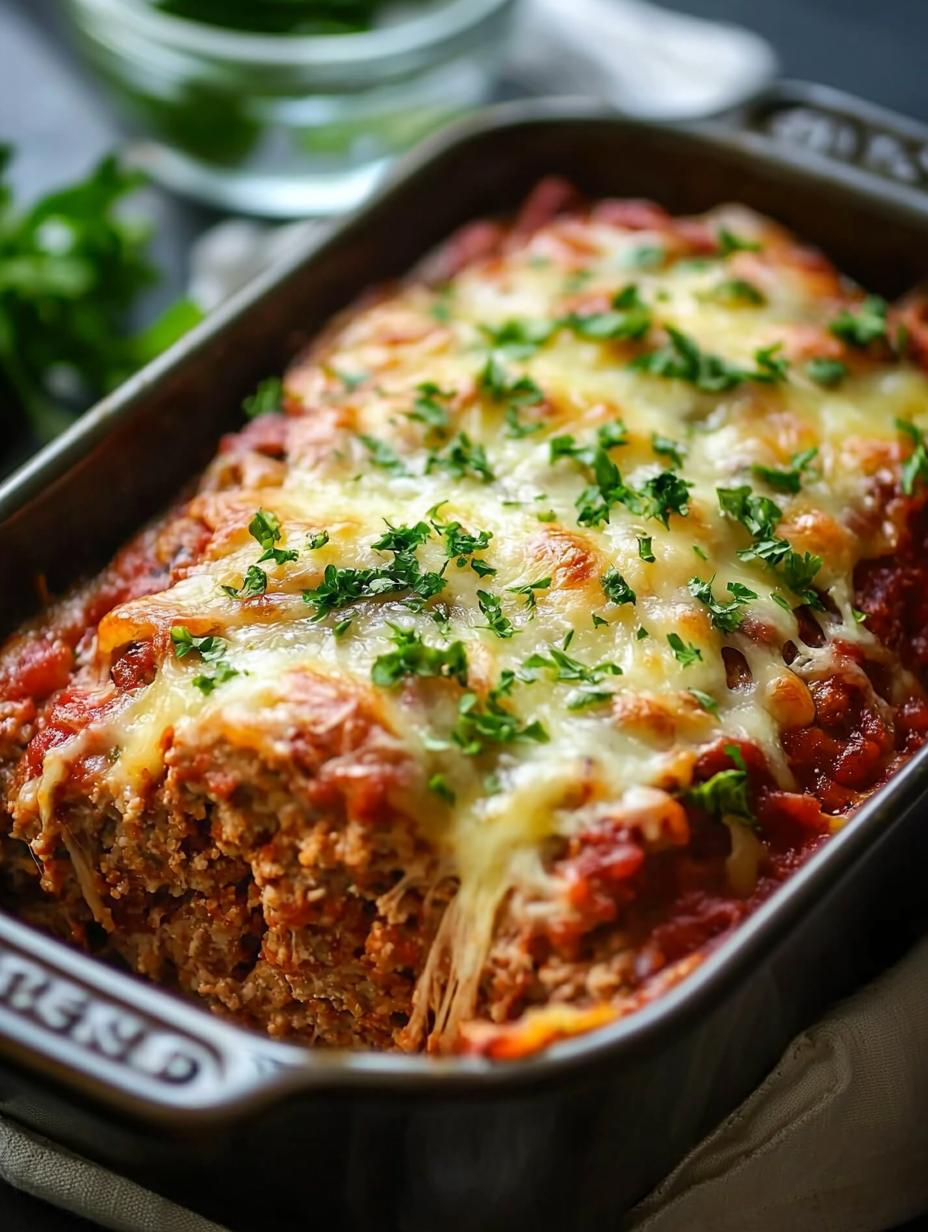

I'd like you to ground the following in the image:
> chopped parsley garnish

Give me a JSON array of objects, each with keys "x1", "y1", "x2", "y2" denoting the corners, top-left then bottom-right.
[
  {"x1": 371, "y1": 625, "x2": 468, "y2": 688},
  {"x1": 522, "y1": 641, "x2": 621, "y2": 710},
  {"x1": 752, "y1": 446, "x2": 818, "y2": 495},
  {"x1": 302, "y1": 522, "x2": 445, "y2": 618},
  {"x1": 651, "y1": 432, "x2": 686, "y2": 469},
  {"x1": 639, "y1": 470, "x2": 693, "y2": 528},
  {"x1": 427, "y1": 773, "x2": 456, "y2": 804},
  {"x1": 537, "y1": 509, "x2": 557, "y2": 523},
  {"x1": 371, "y1": 521, "x2": 431, "y2": 554},
  {"x1": 247, "y1": 507, "x2": 298, "y2": 566},
  {"x1": 896, "y1": 419, "x2": 928, "y2": 494},
  {"x1": 717, "y1": 485, "x2": 782, "y2": 539},
  {"x1": 549, "y1": 419, "x2": 628, "y2": 466},
  {"x1": 480, "y1": 319, "x2": 556, "y2": 359},
  {"x1": 631, "y1": 327, "x2": 789, "y2": 392},
  {"x1": 636, "y1": 626, "x2": 650, "y2": 640},
  {"x1": 638, "y1": 535, "x2": 655, "y2": 562},
  {"x1": 829, "y1": 296, "x2": 888, "y2": 347},
  {"x1": 451, "y1": 692, "x2": 548, "y2": 756},
  {"x1": 302, "y1": 565, "x2": 383, "y2": 618},
  {"x1": 561, "y1": 283, "x2": 652, "y2": 342},
  {"x1": 425, "y1": 432, "x2": 495, "y2": 483},
  {"x1": 601, "y1": 567, "x2": 636, "y2": 606},
  {"x1": 432, "y1": 518, "x2": 495, "y2": 577},
  {"x1": 479, "y1": 354, "x2": 544, "y2": 406},
  {"x1": 478, "y1": 354, "x2": 545, "y2": 438},
  {"x1": 685, "y1": 746, "x2": 755, "y2": 825},
  {"x1": 408, "y1": 381, "x2": 454, "y2": 432},
  {"x1": 667, "y1": 632, "x2": 702, "y2": 666},
  {"x1": 360, "y1": 434, "x2": 409, "y2": 476},
  {"x1": 717, "y1": 486, "x2": 825, "y2": 608},
  {"x1": 557, "y1": 419, "x2": 690, "y2": 529},
  {"x1": 307, "y1": 530, "x2": 330, "y2": 550},
  {"x1": 477, "y1": 590, "x2": 515, "y2": 639},
  {"x1": 718, "y1": 227, "x2": 761, "y2": 256},
  {"x1": 222, "y1": 564, "x2": 269, "y2": 599},
  {"x1": 622, "y1": 244, "x2": 665, "y2": 270},
  {"x1": 243, "y1": 377, "x2": 283, "y2": 418},
  {"x1": 692, "y1": 544, "x2": 708, "y2": 561},
  {"x1": 806, "y1": 357, "x2": 847, "y2": 388},
  {"x1": 507, "y1": 576, "x2": 552, "y2": 610},
  {"x1": 852, "y1": 607, "x2": 868, "y2": 624},
  {"x1": 705, "y1": 278, "x2": 765, "y2": 307},
  {"x1": 170, "y1": 626, "x2": 239, "y2": 694},
  {"x1": 770, "y1": 592, "x2": 792, "y2": 612},
  {"x1": 688, "y1": 688, "x2": 720, "y2": 717},
  {"x1": 688, "y1": 575, "x2": 757, "y2": 632}
]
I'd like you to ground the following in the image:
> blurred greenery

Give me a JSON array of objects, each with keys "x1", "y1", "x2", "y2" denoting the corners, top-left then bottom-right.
[{"x1": 0, "y1": 148, "x2": 202, "y2": 445}]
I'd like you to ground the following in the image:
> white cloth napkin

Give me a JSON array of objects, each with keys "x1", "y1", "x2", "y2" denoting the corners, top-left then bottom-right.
[{"x1": 3, "y1": 935, "x2": 927, "y2": 1232}]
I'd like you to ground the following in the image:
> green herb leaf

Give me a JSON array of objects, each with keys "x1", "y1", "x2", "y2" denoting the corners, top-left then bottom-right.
[
  {"x1": 704, "y1": 278, "x2": 765, "y2": 307},
  {"x1": 688, "y1": 575, "x2": 756, "y2": 632},
  {"x1": 829, "y1": 296, "x2": 888, "y2": 347},
  {"x1": 507, "y1": 576, "x2": 552, "y2": 611},
  {"x1": 896, "y1": 418, "x2": 928, "y2": 494},
  {"x1": 562, "y1": 283, "x2": 652, "y2": 342},
  {"x1": 371, "y1": 625, "x2": 468, "y2": 688},
  {"x1": 408, "y1": 381, "x2": 454, "y2": 432},
  {"x1": 651, "y1": 433, "x2": 686, "y2": 469},
  {"x1": 667, "y1": 632, "x2": 702, "y2": 666},
  {"x1": 480, "y1": 319, "x2": 555, "y2": 359},
  {"x1": 601, "y1": 567, "x2": 636, "y2": 606},
  {"x1": 425, "y1": 433, "x2": 495, "y2": 483},
  {"x1": 751, "y1": 446, "x2": 818, "y2": 494},
  {"x1": 718, "y1": 227, "x2": 761, "y2": 256},
  {"x1": 360, "y1": 434, "x2": 410, "y2": 476},
  {"x1": 477, "y1": 590, "x2": 515, "y2": 639},
  {"x1": 222, "y1": 564, "x2": 269, "y2": 598},
  {"x1": 427, "y1": 773, "x2": 456, "y2": 804},
  {"x1": 688, "y1": 688, "x2": 720, "y2": 717},
  {"x1": 243, "y1": 377, "x2": 283, "y2": 419},
  {"x1": 638, "y1": 535, "x2": 655, "y2": 562},
  {"x1": 451, "y1": 691, "x2": 548, "y2": 756},
  {"x1": 806, "y1": 357, "x2": 847, "y2": 388}
]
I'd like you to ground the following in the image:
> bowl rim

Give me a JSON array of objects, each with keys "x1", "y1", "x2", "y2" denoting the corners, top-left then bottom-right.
[{"x1": 67, "y1": 0, "x2": 516, "y2": 65}]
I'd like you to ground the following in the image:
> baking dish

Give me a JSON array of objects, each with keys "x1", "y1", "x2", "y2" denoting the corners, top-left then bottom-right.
[{"x1": 1, "y1": 82, "x2": 928, "y2": 1231}]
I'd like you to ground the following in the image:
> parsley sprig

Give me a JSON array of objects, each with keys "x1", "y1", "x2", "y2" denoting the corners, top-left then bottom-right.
[
  {"x1": 631, "y1": 327, "x2": 789, "y2": 393},
  {"x1": 829, "y1": 296, "x2": 888, "y2": 348},
  {"x1": 561, "y1": 284, "x2": 652, "y2": 342},
  {"x1": 685, "y1": 744, "x2": 756, "y2": 826},
  {"x1": 371, "y1": 625, "x2": 468, "y2": 688},
  {"x1": 896, "y1": 419, "x2": 928, "y2": 494},
  {"x1": 523, "y1": 635, "x2": 622, "y2": 710},
  {"x1": 752, "y1": 447, "x2": 818, "y2": 495},
  {"x1": 717, "y1": 485, "x2": 824, "y2": 609},
  {"x1": 688, "y1": 575, "x2": 757, "y2": 632},
  {"x1": 450, "y1": 692, "x2": 548, "y2": 756},
  {"x1": 425, "y1": 433, "x2": 494, "y2": 482},
  {"x1": 170, "y1": 626, "x2": 239, "y2": 695}
]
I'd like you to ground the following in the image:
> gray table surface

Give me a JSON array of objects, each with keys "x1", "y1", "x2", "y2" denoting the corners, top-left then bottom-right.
[{"x1": 1, "y1": 0, "x2": 927, "y2": 1227}]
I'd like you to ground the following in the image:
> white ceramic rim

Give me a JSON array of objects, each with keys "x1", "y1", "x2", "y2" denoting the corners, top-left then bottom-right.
[{"x1": 68, "y1": 0, "x2": 516, "y2": 66}]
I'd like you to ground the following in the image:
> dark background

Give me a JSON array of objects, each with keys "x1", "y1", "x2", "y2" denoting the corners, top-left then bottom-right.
[{"x1": 1, "y1": 0, "x2": 927, "y2": 1227}]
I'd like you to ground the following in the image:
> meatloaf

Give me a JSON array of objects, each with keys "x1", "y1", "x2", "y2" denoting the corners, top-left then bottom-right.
[{"x1": 3, "y1": 179, "x2": 928, "y2": 1057}]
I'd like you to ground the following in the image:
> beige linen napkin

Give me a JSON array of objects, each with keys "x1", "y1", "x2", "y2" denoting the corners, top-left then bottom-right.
[{"x1": 2, "y1": 935, "x2": 927, "y2": 1232}]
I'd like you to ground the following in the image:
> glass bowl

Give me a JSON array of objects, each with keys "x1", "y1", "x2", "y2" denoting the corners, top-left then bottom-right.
[{"x1": 66, "y1": 0, "x2": 518, "y2": 216}]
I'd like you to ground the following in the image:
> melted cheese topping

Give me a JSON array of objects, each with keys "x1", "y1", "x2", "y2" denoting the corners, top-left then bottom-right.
[{"x1": 29, "y1": 202, "x2": 928, "y2": 1045}]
